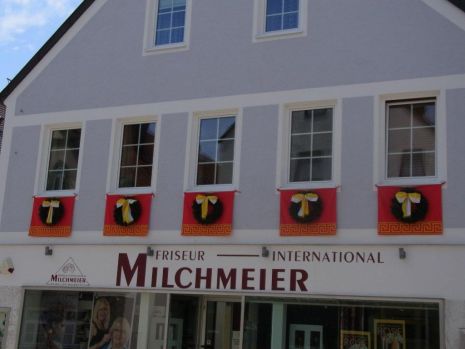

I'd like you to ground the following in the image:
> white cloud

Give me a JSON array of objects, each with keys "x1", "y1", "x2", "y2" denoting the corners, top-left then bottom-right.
[{"x1": 0, "y1": 0, "x2": 81, "y2": 44}]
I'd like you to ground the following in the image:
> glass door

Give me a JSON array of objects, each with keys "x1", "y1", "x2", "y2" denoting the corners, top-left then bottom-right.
[{"x1": 201, "y1": 298, "x2": 242, "y2": 349}]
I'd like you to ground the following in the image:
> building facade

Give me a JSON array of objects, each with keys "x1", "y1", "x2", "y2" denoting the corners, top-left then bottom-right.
[{"x1": 1, "y1": 0, "x2": 465, "y2": 348}]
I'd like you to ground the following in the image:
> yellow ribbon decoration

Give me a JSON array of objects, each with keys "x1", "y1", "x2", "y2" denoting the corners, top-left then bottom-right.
[
  {"x1": 116, "y1": 198, "x2": 136, "y2": 224},
  {"x1": 395, "y1": 191, "x2": 421, "y2": 218},
  {"x1": 291, "y1": 193, "x2": 319, "y2": 218},
  {"x1": 196, "y1": 195, "x2": 218, "y2": 220},
  {"x1": 42, "y1": 200, "x2": 60, "y2": 224}
]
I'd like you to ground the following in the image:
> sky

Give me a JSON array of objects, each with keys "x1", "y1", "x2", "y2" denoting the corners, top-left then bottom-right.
[{"x1": 0, "y1": 0, "x2": 82, "y2": 91}]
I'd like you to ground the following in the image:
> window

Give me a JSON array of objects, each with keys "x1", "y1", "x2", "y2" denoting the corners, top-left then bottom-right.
[
  {"x1": 253, "y1": 0, "x2": 307, "y2": 41},
  {"x1": 45, "y1": 128, "x2": 81, "y2": 191},
  {"x1": 118, "y1": 122, "x2": 156, "y2": 188},
  {"x1": 265, "y1": 0, "x2": 299, "y2": 32},
  {"x1": 144, "y1": 0, "x2": 191, "y2": 53},
  {"x1": 385, "y1": 99, "x2": 436, "y2": 179},
  {"x1": 155, "y1": 0, "x2": 186, "y2": 46},
  {"x1": 288, "y1": 107, "x2": 333, "y2": 183},
  {"x1": 196, "y1": 116, "x2": 236, "y2": 186}
]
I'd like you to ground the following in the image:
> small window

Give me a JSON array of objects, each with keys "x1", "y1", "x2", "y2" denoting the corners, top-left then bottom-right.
[
  {"x1": 46, "y1": 128, "x2": 81, "y2": 191},
  {"x1": 196, "y1": 116, "x2": 236, "y2": 186},
  {"x1": 289, "y1": 108, "x2": 333, "y2": 183},
  {"x1": 265, "y1": 0, "x2": 299, "y2": 32},
  {"x1": 155, "y1": 0, "x2": 187, "y2": 46},
  {"x1": 385, "y1": 99, "x2": 436, "y2": 179},
  {"x1": 118, "y1": 122, "x2": 156, "y2": 188}
]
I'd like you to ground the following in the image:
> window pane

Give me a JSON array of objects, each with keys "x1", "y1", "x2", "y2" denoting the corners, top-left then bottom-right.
[
  {"x1": 49, "y1": 150, "x2": 65, "y2": 170},
  {"x1": 266, "y1": 15, "x2": 282, "y2": 32},
  {"x1": 243, "y1": 303, "x2": 272, "y2": 349},
  {"x1": 119, "y1": 167, "x2": 136, "y2": 187},
  {"x1": 284, "y1": 0, "x2": 299, "y2": 12},
  {"x1": 62, "y1": 170, "x2": 77, "y2": 190},
  {"x1": 313, "y1": 108, "x2": 332, "y2": 132},
  {"x1": 67, "y1": 129, "x2": 81, "y2": 148},
  {"x1": 388, "y1": 129, "x2": 410, "y2": 153},
  {"x1": 412, "y1": 128, "x2": 435, "y2": 152},
  {"x1": 219, "y1": 117, "x2": 235, "y2": 139},
  {"x1": 51, "y1": 130, "x2": 67, "y2": 149},
  {"x1": 283, "y1": 13, "x2": 298, "y2": 30},
  {"x1": 155, "y1": 30, "x2": 170, "y2": 45},
  {"x1": 157, "y1": 13, "x2": 171, "y2": 29},
  {"x1": 266, "y1": 0, "x2": 283, "y2": 15},
  {"x1": 388, "y1": 105, "x2": 410, "y2": 128},
  {"x1": 198, "y1": 141, "x2": 217, "y2": 163},
  {"x1": 173, "y1": 0, "x2": 186, "y2": 10},
  {"x1": 412, "y1": 153, "x2": 435, "y2": 176},
  {"x1": 218, "y1": 140, "x2": 235, "y2": 162},
  {"x1": 216, "y1": 162, "x2": 233, "y2": 184},
  {"x1": 122, "y1": 124, "x2": 140, "y2": 145},
  {"x1": 291, "y1": 110, "x2": 312, "y2": 133},
  {"x1": 197, "y1": 164, "x2": 215, "y2": 185},
  {"x1": 136, "y1": 166, "x2": 153, "y2": 187},
  {"x1": 171, "y1": 28, "x2": 184, "y2": 43},
  {"x1": 312, "y1": 133, "x2": 332, "y2": 157},
  {"x1": 64, "y1": 149, "x2": 79, "y2": 169},
  {"x1": 46, "y1": 171, "x2": 63, "y2": 190},
  {"x1": 138, "y1": 145, "x2": 154, "y2": 165},
  {"x1": 413, "y1": 103, "x2": 435, "y2": 127},
  {"x1": 311, "y1": 158, "x2": 332, "y2": 181},
  {"x1": 121, "y1": 146, "x2": 138, "y2": 166},
  {"x1": 140, "y1": 123, "x2": 156, "y2": 144},
  {"x1": 291, "y1": 135, "x2": 311, "y2": 158},
  {"x1": 172, "y1": 11, "x2": 185, "y2": 27},
  {"x1": 388, "y1": 154, "x2": 411, "y2": 177},
  {"x1": 200, "y1": 119, "x2": 218, "y2": 140},
  {"x1": 290, "y1": 159, "x2": 310, "y2": 182},
  {"x1": 168, "y1": 295, "x2": 199, "y2": 349},
  {"x1": 158, "y1": 0, "x2": 173, "y2": 12}
]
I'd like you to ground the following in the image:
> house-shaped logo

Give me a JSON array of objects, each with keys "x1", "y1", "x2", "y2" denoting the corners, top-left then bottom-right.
[{"x1": 47, "y1": 257, "x2": 89, "y2": 286}]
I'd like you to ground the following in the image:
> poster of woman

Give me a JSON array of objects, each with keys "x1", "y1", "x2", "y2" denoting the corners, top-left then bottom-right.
[
  {"x1": 374, "y1": 319, "x2": 405, "y2": 349},
  {"x1": 88, "y1": 294, "x2": 135, "y2": 349}
]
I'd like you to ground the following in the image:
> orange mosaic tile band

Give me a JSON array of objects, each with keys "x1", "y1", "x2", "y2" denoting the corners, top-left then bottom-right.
[
  {"x1": 29, "y1": 226, "x2": 72, "y2": 237},
  {"x1": 378, "y1": 221, "x2": 443, "y2": 235},
  {"x1": 280, "y1": 223, "x2": 337, "y2": 236},
  {"x1": 182, "y1": 224, "x2": 232, "y2": 236},
  {"x1": 103, "y1": 225, "x2": 149, "y2": 236}
]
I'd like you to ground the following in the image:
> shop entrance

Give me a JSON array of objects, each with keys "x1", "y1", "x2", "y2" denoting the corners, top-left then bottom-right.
[{"x1": 200, "y1": 297, "x2": 242, "y2": 349}]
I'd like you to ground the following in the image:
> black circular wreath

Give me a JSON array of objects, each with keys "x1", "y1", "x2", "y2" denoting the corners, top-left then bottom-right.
[
  {"x1": 289, "y1": 192, "x2": 323, "y2": 224},
  {"x1": 192, "y1": 196, "x2": 223, "y2": 225},
  {"x1": 391, "y1": 188, "x2": 428, "y2": 224},
  {"x1": 114, "y1": 198, "x2": 142, "y2": 226},
  {"x1": 38, "y1": 199, "x2": 64, "y2": 226}
]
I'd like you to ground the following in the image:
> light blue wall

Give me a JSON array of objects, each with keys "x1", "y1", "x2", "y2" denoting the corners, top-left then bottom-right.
[
  {"x1": 14, "y1": 0, "x2": 465, "y2": 115},
  {"x1": 0, "y1": 126, "x2": 40, "y2": 232}
]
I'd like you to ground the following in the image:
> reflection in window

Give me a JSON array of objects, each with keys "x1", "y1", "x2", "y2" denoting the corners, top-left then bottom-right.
[
  {"x1": 289, "y1": 108, "x2": 333, "y2": 182},
  {"x1": 155, "y1": 0, "x2": 187, "y2": 46},
  {"x1": 197, "y1": 116, "x2": 236, "y2": 185},
  {"x1": 386, "y1": 100, "x2": 436, "y2": 178},
  {"x1": 46, "y1": 128, "x2": 81, "y2": 191},
  {"x1": 119, "y1": 122, "x2": 156, "y2": 188},
  {"x1": 167, "y1": 295, "x2": 199, "y2": 349},
  {"x1": 266, "y1": 0, "x2": 299, "y2": 32}
]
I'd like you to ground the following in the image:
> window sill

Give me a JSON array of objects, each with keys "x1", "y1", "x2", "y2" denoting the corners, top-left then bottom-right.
[
  {"x1": 279, "y1": 181, "x2": 338, "y2": 191},
  {"x1": 186, "y1": 184, "x2": 238, "y2": 193},
  {"x1": 377, "y1": 176, "x2": 444, "y2": 188},
  {"x1": 143, "y1": 42, "x2": 189, "y2": 56},
  {"x1": 112, "y1": 187, "x2": 155, "y2": 196},
  {"x1": 254, "y1": 28, "x2": 306, "y2": 43},
  {"x1": 38, "y1": 190, "x2": 78, "y2": 198}
]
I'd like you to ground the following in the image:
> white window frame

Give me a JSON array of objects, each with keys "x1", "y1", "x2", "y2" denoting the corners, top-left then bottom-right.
[
  {"x1": 376, "y1": 91, "x2": 446, "y2": 186},
  {"x1": 109, "y1": 116, "x2": 160, "y2": 195},
  {"x1": 35, "y1": 123, "x2": 84, "y2": 197},
  {"x1": 143, "y1": 0, "x2": 192, "y2": 55},
  {"x1": 253, "y1": 0, "x2": 308, "y2": 43},
  {"x1": 185, "y1": 109, "x2": 242, "y2": 192},
  {"x1": 278, "y1": 100, "x2": 341, "y2": 190}
]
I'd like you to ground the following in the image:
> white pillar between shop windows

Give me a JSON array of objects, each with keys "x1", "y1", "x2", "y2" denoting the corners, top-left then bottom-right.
[
  {"x1": 137, "y1": 293, "x2": 151, "y2": 349},
  {"x1": 271, "y1": 303, "x2": 285, "y2": 349}
]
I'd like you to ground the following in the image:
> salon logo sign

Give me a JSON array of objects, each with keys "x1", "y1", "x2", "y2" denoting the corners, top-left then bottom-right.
[{"x1": 47, "y1": 257, "x2": 89, "y2": 287}]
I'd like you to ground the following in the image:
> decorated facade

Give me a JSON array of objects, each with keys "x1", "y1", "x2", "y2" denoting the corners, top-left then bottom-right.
[{"x1": 1, "y1": 0, "x2": 465, "y2": 348}]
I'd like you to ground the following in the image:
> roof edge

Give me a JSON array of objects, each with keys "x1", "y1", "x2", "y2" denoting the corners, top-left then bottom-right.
[{"x1": 0, "y1": 0, "x2": 96, "y2": 104}]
